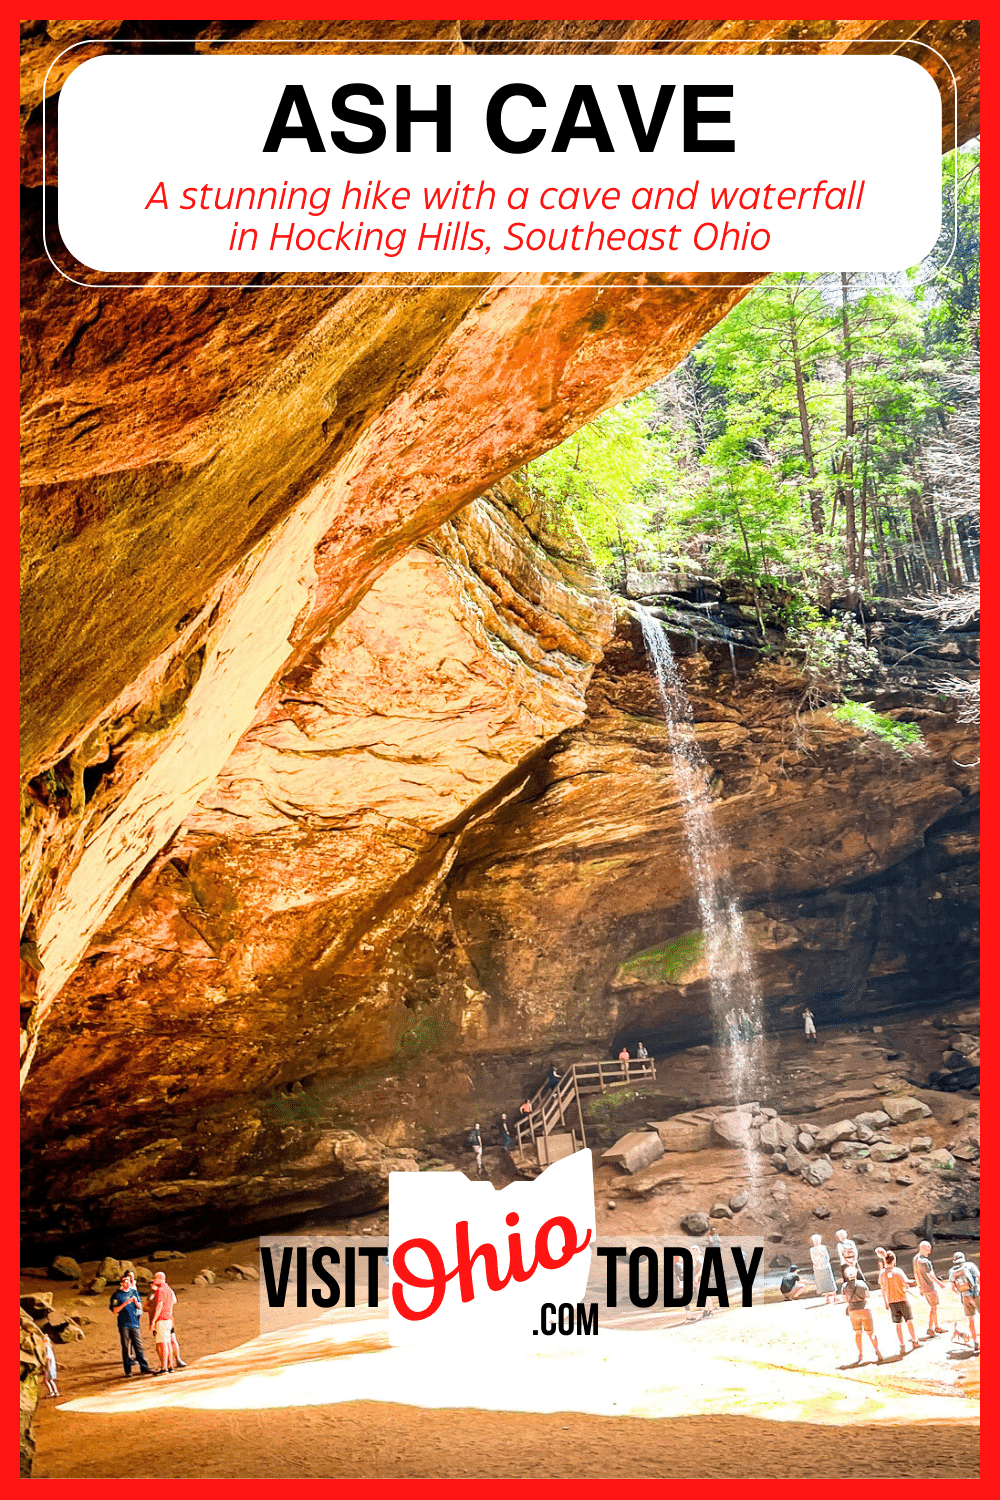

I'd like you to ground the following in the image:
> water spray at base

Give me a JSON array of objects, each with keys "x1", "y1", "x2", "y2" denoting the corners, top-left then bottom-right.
[{"x1": 638, "y1": 606, "x2": 765, "y2": 1193}]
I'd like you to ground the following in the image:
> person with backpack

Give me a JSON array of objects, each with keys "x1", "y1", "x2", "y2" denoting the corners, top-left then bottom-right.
[
  {"x1": 949, "y1": 1252, "x2": 980, "y2": 1352},
  {"x1": 841, "y1": 1263, "x2": 883, "y2": 1365},
  {"x1": 468, "y1": 1122, "x2": 484, "y2": 1177}
]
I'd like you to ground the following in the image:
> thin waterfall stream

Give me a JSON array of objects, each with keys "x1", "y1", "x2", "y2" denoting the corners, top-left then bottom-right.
[{"x1": 637, "y1": 606, "x2": 764, "y2": 1192}]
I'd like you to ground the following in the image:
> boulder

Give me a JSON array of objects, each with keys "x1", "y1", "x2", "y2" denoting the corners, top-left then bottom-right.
[
  {"x1": 650, "y1": 1111, "x2": 716, "y2": 1153},
  {"x1": 870, "y1": 1142, "x2": 909, "y2": 1162},
  {"x1": 49, "y1": 1256, "x2": 82, "y2": 1281},
  {"x1": 759, "y1": 1118, "x2": 796, "y2": 1152},
  {"x1": 895, "y1": 1174, "x2": 914, "y2": 1186},
  {"x1": 927, "y1": 1149, "x2": 956, "y2": 1171},
  {"x1": 606, "y1": 1201, "x2": 616, "y2": 1212},
  {"x1": 891, "y1": 1230, "x2": 919, "y2": 1249},
  {"x1": 801, "y1": 1156, "x2": 834, "y2": 1187},
  {"x1": 854, "y1": 1111, "x2": 890, "y2": 1129},
  {"x1": 603, "y1": 1131, "x2": 665, "y2": 1175},
  {"x1": 771, "y1": 1152, "x2": 787, "y2": 1171},
  {"x1": 882, "y1": 1096, "x2": 932, "y2": 1125},
  {"x1": 87, "y1": 1277, "x2": 107, "y2": 1295},
  {"x1": 830, "y1": 1140, "x2": 868, "y2": 1158},
  {"x1": 814, "y1": 1120, "x2": 856, "y2": 1150},
  {"x1": 909, "y1": 1136, "x2": 933, "y2": 1153},
  {"x1": 854, "y1": 1124, "x2": 875, "y2": 1143},
  {"x1": 226, "y1": 1263, "x2": 260, "y2": 1281},
  {"x1": 712, "y1": 1109, "x2": 755, "y2": 1147},
  {"x1": 96, "y1": 1257, "x2": 123, "y2": 1283},
  {"x1": 710, "y1": 1203, "x2": 733, "y2": 1219},
  {"x1": 48, "y1": 1317, "x2": 85, "y2": 1343},
  {"x1": 151, "y1": 1249, "x2": 186, "y2": 1261},
  {"x1": 784, "y1": 1143, "x2": 806, "y2": 1174},
  {"x1": 951, "y1": 1139, "x2": 979, "y2": 1161},
  {"x1": 729, "y1": 1190, "x2": 749, "y2": 1212},
  {"x1": 194, "y1": 1268, "x2": 216, "y2": 1285},
  {"x1": 769, "y1": 1255, "x2": 791, "y2": 1268},
  {"x1": 20, "y1": 1293, "x2": 53, "y2": 1318},
  {"x1": 681, "y1": 1212, "x2": 710, "y2": 1236},
  {"x1": 797, "y1": 1134, "x2": 815, "y2": 1153},
  {"x1": 812, "y1": 1204, "x2": 831, "y2": 1218}
]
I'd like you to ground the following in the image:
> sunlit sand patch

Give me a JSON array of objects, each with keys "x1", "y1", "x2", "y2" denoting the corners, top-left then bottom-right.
[{"x1": 59, "y1": 1300, "x2": 977, "y2": 1427}]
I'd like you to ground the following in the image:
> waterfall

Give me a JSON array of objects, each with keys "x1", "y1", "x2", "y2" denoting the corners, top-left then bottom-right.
[{"x1": 637, "y1": 607, "x2": 764, "y2": 1173}]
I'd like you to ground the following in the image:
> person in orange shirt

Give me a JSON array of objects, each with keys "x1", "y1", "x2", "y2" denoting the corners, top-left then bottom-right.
[{"x1": 878, "y1": 1250, "x2": 921, "y2": 1353}]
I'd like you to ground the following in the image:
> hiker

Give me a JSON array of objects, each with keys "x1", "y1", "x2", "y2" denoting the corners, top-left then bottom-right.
[
  {"x1": 737, "y1": 1007, "x2": 752, "y2": 1040},
  {"x1": 519, "y1": 1098, "x2": 533, "y2": 1118},
  {"x1": 468, "y1": 1122, "x2": 484, "y2": 1177},
  {"x1": 618, "y1": 1045, "x2": 630, "y2": 1079},
  {"x1": 780, "y1": 1265, "x2": 806, "y2": 1300},
  {"x1": 109, "y1": 1273, "x2": 152, "y2": 1377},
  {"x1": 706, "y1": 1227, "x2": 721, "y2": 1251},
  {"x1": 498, "y1": 1112, "x2": 512, "y2": 1151},
  {"x1": 636, "y1": 1041, "x2": 649, "y2": 1063},
  {"x1": 146, "y1": 1271, "x2": 178, "y2": 1374},
  {"x1": 948, "y1": 1252, "x2": 980, "y2": 1352},
  {"x1": 835, "y1": 1229, "x2": 858, "y2": 1270},
  {"x1": 41, "y1": 1332, "x2": 60, "y2": 1397},
  {"x1": 879, "y1": 1250, "x2": 921, "y2": 1353},
  {"x1": 841, "y1": 1263, "x2": 882, "y2": 1366},
  {"x1": 802, "y1": 1007, "x2": 817, "y2": 1042},
  {"x1": 809, "y1": 1233, "x2": 837, "y2": 1303},
  {"x1": 912, "y1": 1241, "x2": 946, "y2": 1336},
  {"x1": 547, "y1": 1065, "x2": 561, "y2": 1093}
]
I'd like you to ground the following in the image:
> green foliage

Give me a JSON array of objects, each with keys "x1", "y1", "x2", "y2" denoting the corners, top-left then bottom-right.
[
  {"x1": 522, "y1": 145, "x2": 978, "y2": 619},
  {"x1": 264, "y1": 1085, "x2": 324, "y2": 1128},
  {"x1": 587, "y1": 1086, "x2": 646, "y2": 1117},
  {"x1": 522, "y1": 391, "x2": 669, "y2": 585},
  {"x1": 787, "y1": 611, "x2": 882, "y2": 691},
  {"x1": 617, "y1": 930, "x2": 705, "y2": 985},
  {"x1": 832, "y1": 701, "x2": 924, "y2": 754}
]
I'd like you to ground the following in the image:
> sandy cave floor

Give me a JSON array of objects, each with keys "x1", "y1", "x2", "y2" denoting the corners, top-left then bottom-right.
[{"x1": 31, "y1": 1238, "x2": 978, "y2": 1479}]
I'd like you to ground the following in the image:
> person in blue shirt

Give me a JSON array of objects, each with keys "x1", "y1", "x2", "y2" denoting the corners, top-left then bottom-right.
[{"x1": 108, "y1": 1274, "x2": 152, "y2": 1376}]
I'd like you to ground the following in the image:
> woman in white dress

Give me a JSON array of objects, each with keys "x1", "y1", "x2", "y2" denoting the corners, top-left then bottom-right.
[{"x1": 809, "y1": 1233, "x2": 837, "y2": 1302}]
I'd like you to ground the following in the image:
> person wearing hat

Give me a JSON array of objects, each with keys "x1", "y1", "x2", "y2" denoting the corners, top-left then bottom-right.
[
  {"x1": 948, "y1": 1252, "x2": 980, "y2": 1351},
  {"x1": 779, "y1": 1265, "x2": 805, "y2": 1300},
  {"x1": 146, "y1": 1271, "x2": 179, "y2": 1374}
]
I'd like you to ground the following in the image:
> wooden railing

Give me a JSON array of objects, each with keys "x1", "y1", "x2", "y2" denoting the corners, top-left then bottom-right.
[{"x1": 513, "y1": 1058, "x2": 656, "y2": 1160}]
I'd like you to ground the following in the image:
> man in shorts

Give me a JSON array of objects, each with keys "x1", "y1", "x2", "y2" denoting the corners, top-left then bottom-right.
[
  {"x1": 912, "y1": 1241, "x2": 946, "y2": 1337},
  {"x1": 146, "y1": 1271, "x2": 178, "y2": 1374},
  {"x1": 949, "y1": 1252, "x2": 980, "y2": 1352},
  {"x1": 879, "y1": 1250, "x2": 921, "y2": 1353},
  {"x1": 841, "y1": 1264, "x2": 882, "y2": 1365}
]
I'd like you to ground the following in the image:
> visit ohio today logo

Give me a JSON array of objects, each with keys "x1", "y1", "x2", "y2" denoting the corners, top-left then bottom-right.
[
  {"x1": 259, "y1": 1152, "x2": 763, "y2": 1343},
  {"x1": 389, "y1": 1150, "x2": 594, "y2": 1343}
]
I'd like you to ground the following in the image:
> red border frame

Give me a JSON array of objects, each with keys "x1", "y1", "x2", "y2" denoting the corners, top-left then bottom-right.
[{"x1": 15, "y1": 9, "x2": 986, "y2": 1491}]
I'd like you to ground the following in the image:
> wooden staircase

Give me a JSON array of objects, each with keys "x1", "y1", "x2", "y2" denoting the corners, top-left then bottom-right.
[{"x1": 512, "y1": 1058, "x2": 657, "y2": 1166}]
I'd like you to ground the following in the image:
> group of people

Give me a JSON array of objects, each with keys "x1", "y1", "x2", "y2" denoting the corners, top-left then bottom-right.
[
  {"x1": 618, "y1": 1042, "x2": 650, "y2": 1076},
  {"x1": 781, "y1": 1230, "x2": 980, "y2": 1365},
  {"x1": 109, "y1": 1270, "x2": 186, "y2": 1377}
]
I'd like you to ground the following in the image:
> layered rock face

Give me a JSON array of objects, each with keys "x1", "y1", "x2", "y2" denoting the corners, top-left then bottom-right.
[{"x1": 20, "y1": 20, "x2": 980, "y2": 1253}]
